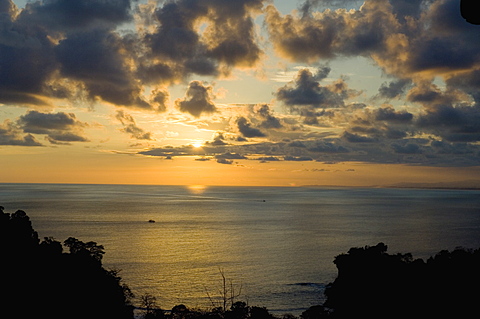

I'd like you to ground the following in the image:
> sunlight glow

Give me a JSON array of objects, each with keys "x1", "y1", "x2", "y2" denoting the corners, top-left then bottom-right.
[
  {"x1": 192, "y1": 142, "x2": 203, "y2": 148},
  {"x1": 187, "y1": 185, "x2": 208, "y2": 194}
]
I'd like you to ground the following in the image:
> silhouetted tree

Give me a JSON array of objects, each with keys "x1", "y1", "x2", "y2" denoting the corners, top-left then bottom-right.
[
  {"x1": 300, "y1": 305, "x2": 330, "y2": 319},
  {"x1": 141, "y1": 293, "x2": 165, "y2": 319},
  {"x1": 0, "y1": 207, "x2": 134, "y2": 319},
  {"x1": 226, "y1": 301, "x2": 249, "y2": 319},
  {"x1": 323, "y1": 243, "x2": 480, "y2": 318},
  {"x1": 64, "y1": 236, "x2": 105, "y2": 262},
  {"x1": 250, "y1": 306, "x2": 275, "y2": 319}
]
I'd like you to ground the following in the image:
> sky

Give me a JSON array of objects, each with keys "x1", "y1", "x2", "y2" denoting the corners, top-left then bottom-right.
[{"x1": 1, "y1": 0, "x2": 480, "y2": 187}]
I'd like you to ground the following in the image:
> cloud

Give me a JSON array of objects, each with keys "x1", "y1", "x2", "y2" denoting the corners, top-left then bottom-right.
[
  {"x1": 0, "y1": 1, "x2": 57, "y2": 106},
  {"x1": 55, "y1": 28, "x2": 153, "y2": 110},
  {"x1": 17, "y1": 110, "x2": 89, "y2": 144},
  {"x1": 276, "y1": 68, "x2": 341, "y2": 107},
  {"x1": 391, "y1": 142, "x2": 422, "y2": 154},
  {"x1": 136, "y1": 136, "x2": 480, "y2": 166},
  {"x1": 342, "y1": 131, "x2": 377, "y2": 143},
  {"x1": 150, "y1": 87, "x2": 169, "y2": 113},
  {"x1": 308, "y1": 141, "x2": 349, "y2": 153},
  {"x1": 254, "y1": 104, "x2": 283, "y2": 129},
  {"x1": 139, "y1": 145, "x2": 206, "y2": 158},
  {"x1": 115, "y1": 110, "x2": 153, "y2": 140},
  {"x1": 374, "y1": 105, "x2": 413, "y2": 123},
  {"x1": 377, "y1": 79, "x2": 412, "y2": 99},
  {"x1": 257, "y1": 156, "x2": 281, "y2": 162},
  {"x1": 236, "y1": 116, "x2": 266, "y2": 138},
  {"x1": 216, "y1": 152, "x2": 247, "y2": 160},
  {"x1": 403, "y1": 81, "x2": 480, "y2": 142},
  {"x1": 275, "y1": 67, "x2": 360, "y2": 124},
  {"x1": 205, "y1": 132, "x2": 229, "y2": 146},
  {"x1": 19, "y1": 0, "x2": 133, "y2": 31},
  {"x1": 0, "y1": 0, "x2": 264, "y2": 109},
  {"x1": 265, "y1": 1, "x2": 398, "y2": 62},
  {"x1": 265, "y1": 0, "x2": 480, "y2": 93},
  {"x1": 417, "y1": 105, "x2": 480, "y2": 142},
  {"x1": 338, "y1": 104, "x2": 414, "y2": 144},
  {"x1": 139, "y1": 0, "x2": 263, "y2": 83},
  {"x1": 216, "y1": 158, "x2": 233, "y2": 164},
  {"x1": 175, "y1": 81, "x2": 217, "y2": 117},
  {"x1": 0, "y1": 120, "x2": 42, "y2": 146},
  {"x1": 284, "y1": 155, "x2": 313, "y2": 161}
]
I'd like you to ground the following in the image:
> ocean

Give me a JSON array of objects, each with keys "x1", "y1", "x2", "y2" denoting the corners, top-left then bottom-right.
[{"x1": 1, "y1": 183, "x2": 480, "y2": 315}]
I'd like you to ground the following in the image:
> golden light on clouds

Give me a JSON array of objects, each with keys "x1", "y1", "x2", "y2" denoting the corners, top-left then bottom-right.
[{"x1": 192, "y1": 142, "x2": 203, "y2": 149}]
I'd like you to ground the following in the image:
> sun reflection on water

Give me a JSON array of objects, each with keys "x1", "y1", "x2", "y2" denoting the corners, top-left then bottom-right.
[{"x1": 187, "y1": 184, "x2": 208, "y2": 195}]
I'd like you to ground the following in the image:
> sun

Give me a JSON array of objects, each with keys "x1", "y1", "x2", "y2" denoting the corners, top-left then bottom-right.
[{"x1": 192, "y1": 142, "x2": 203, "y2": 148}]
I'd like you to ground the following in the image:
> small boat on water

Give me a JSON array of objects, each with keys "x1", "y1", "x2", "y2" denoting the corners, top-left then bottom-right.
[{"x1": 148, "y1": 219, "x2": 156, "y2": 223}]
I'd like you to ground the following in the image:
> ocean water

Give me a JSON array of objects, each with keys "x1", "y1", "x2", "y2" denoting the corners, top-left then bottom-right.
[{"x1": 1, "y1": 183, "x2": 480, "y2": 314}]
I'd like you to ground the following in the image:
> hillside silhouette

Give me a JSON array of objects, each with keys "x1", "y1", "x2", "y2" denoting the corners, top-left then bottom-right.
[
  {"x1": 1, "y1": 206, "x2": 479, "y2": 319},
  {"x1": 0, "y1": 206, "x2": 134, "y2": 319}
]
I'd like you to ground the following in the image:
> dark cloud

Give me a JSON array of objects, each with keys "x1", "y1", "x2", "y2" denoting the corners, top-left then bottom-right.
[
  {"x1": 139, "y1": 145, "x2": 206, "y2": 158},
  {"x1": 0, "y1": 2, "x2": 57, "y2": 106},
  {"x1": 276, "y1": 68, "x2": 348, "y2": 108},
  {"x1": 430, "y1": 140, "x2": 478, "y2": 158},
  {"x1": 19, "y1": 0, "x2": 133, "y2": 31},
  {"x1": 388, "y1": 0, "x2": 427, "y2": 21},
  {"x1": 215, "y1": 152, "x2": 247, "y2": 160},
  {"x1": 374, "y1": 106, "x2": 413, "y2": 123},
  {"x1": 255, "y1": 104, "x2": 283, "y2": 129},
  {"x1": 136, "y1": 136, "x2": 480, "y2": 166},
  {"x1": 266, "y1": 0, "x2": 480, "y2": 84},
  {"x1": 391, "y1": 142, "x2": 422, "y2": 154},
  {"x1": 404, "y1": 81, "x2": 480, "y2": 142},
  {"x1": 115, "y1": 110, "x2": 153, "y2": 140},
  {"x1": 284, "y1": 155, "x2": 313, "y2": 161},
  {"x1": 417, "y1": 105, "x2": 480, "y2": 142},
  {"x1": 0, "y1": 0, "x2": 264, "y2": 109},
  {"x1": 216, "y1": 151, "x2": 247, "y2": 164},
  {"x1": 288, "y1": 141, "x2": 306, "y2": 148},
  {"x1": 236, "y1": 116, "x2": 266, "y2": 138},
  {"x1": 276, "y1": 67, "x2": 359, "y2": 125},
  {"x1": 446, "y1": 69, "x2": 480, "y2": 105},
  {"x1": 140, "y1": 0, "x2": 263, "y2": 83},
  {"x1": 203, "y1": 2, "x2": 263, "y2": 69},
  {"x1": 0, "y1": 120, "x2": 42, "y2": 146},
  {"x1": 308, "y1": 141, "x2": 349, "y2": 153},
  {"x1": 216, "y1": 158, "x2": 233, "y2": 164},
  {"x1": 205, "y1": 132, "x2": 229, "y2": 146},
  {"x1": 175, "y1": 81, "x2": 217, "y2": 117},
  {"x1": 55, "y1": 28, "x2": 152, "y2": 110},
  {"x1": 341, "y1": 105, "x2": 413, "y2": 144},
  {"x1": 18, "y1": 110, "x2": 89, "y2": 144},
  {"x1": 257, "y1": 156, "x2": 281, "y2": 162},
  {"x1": 265, "y1": 0, "x2": 397, "y2": 62},
  {"x1": 342, "y1": 131, "x2": 377, "y2": 143},
  {"x1": 0, "y1": 0, "x2": 140, "y2": 108},
  {"x1": 150, "y1": 88, "x2": 169, "y2": 113},
  {"x1": 377, "y1": 79, "x2": 412, "y2": 99},
  {"x1": 0, "y1": 0, "x2": 17, "y2": 16}
]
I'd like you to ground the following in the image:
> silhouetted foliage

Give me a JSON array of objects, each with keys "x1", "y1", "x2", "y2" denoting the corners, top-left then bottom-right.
[
  {"x1": 141, "y1": 293, "x2": 166, "y2": 319},
  {"x1": 0, "y1": 207, "x2": 134, "y2": 319},
  {"x1": 323, "y1": 243, "x2": 480, "y2": 318},
  {"x1": 299, "y1": 305, "x2": 330, "y2": 319}
]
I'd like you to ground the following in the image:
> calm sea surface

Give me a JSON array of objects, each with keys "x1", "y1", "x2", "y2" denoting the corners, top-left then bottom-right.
[{"x1": 1, "y1": 183, "x2": 480, "y2": 314}]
